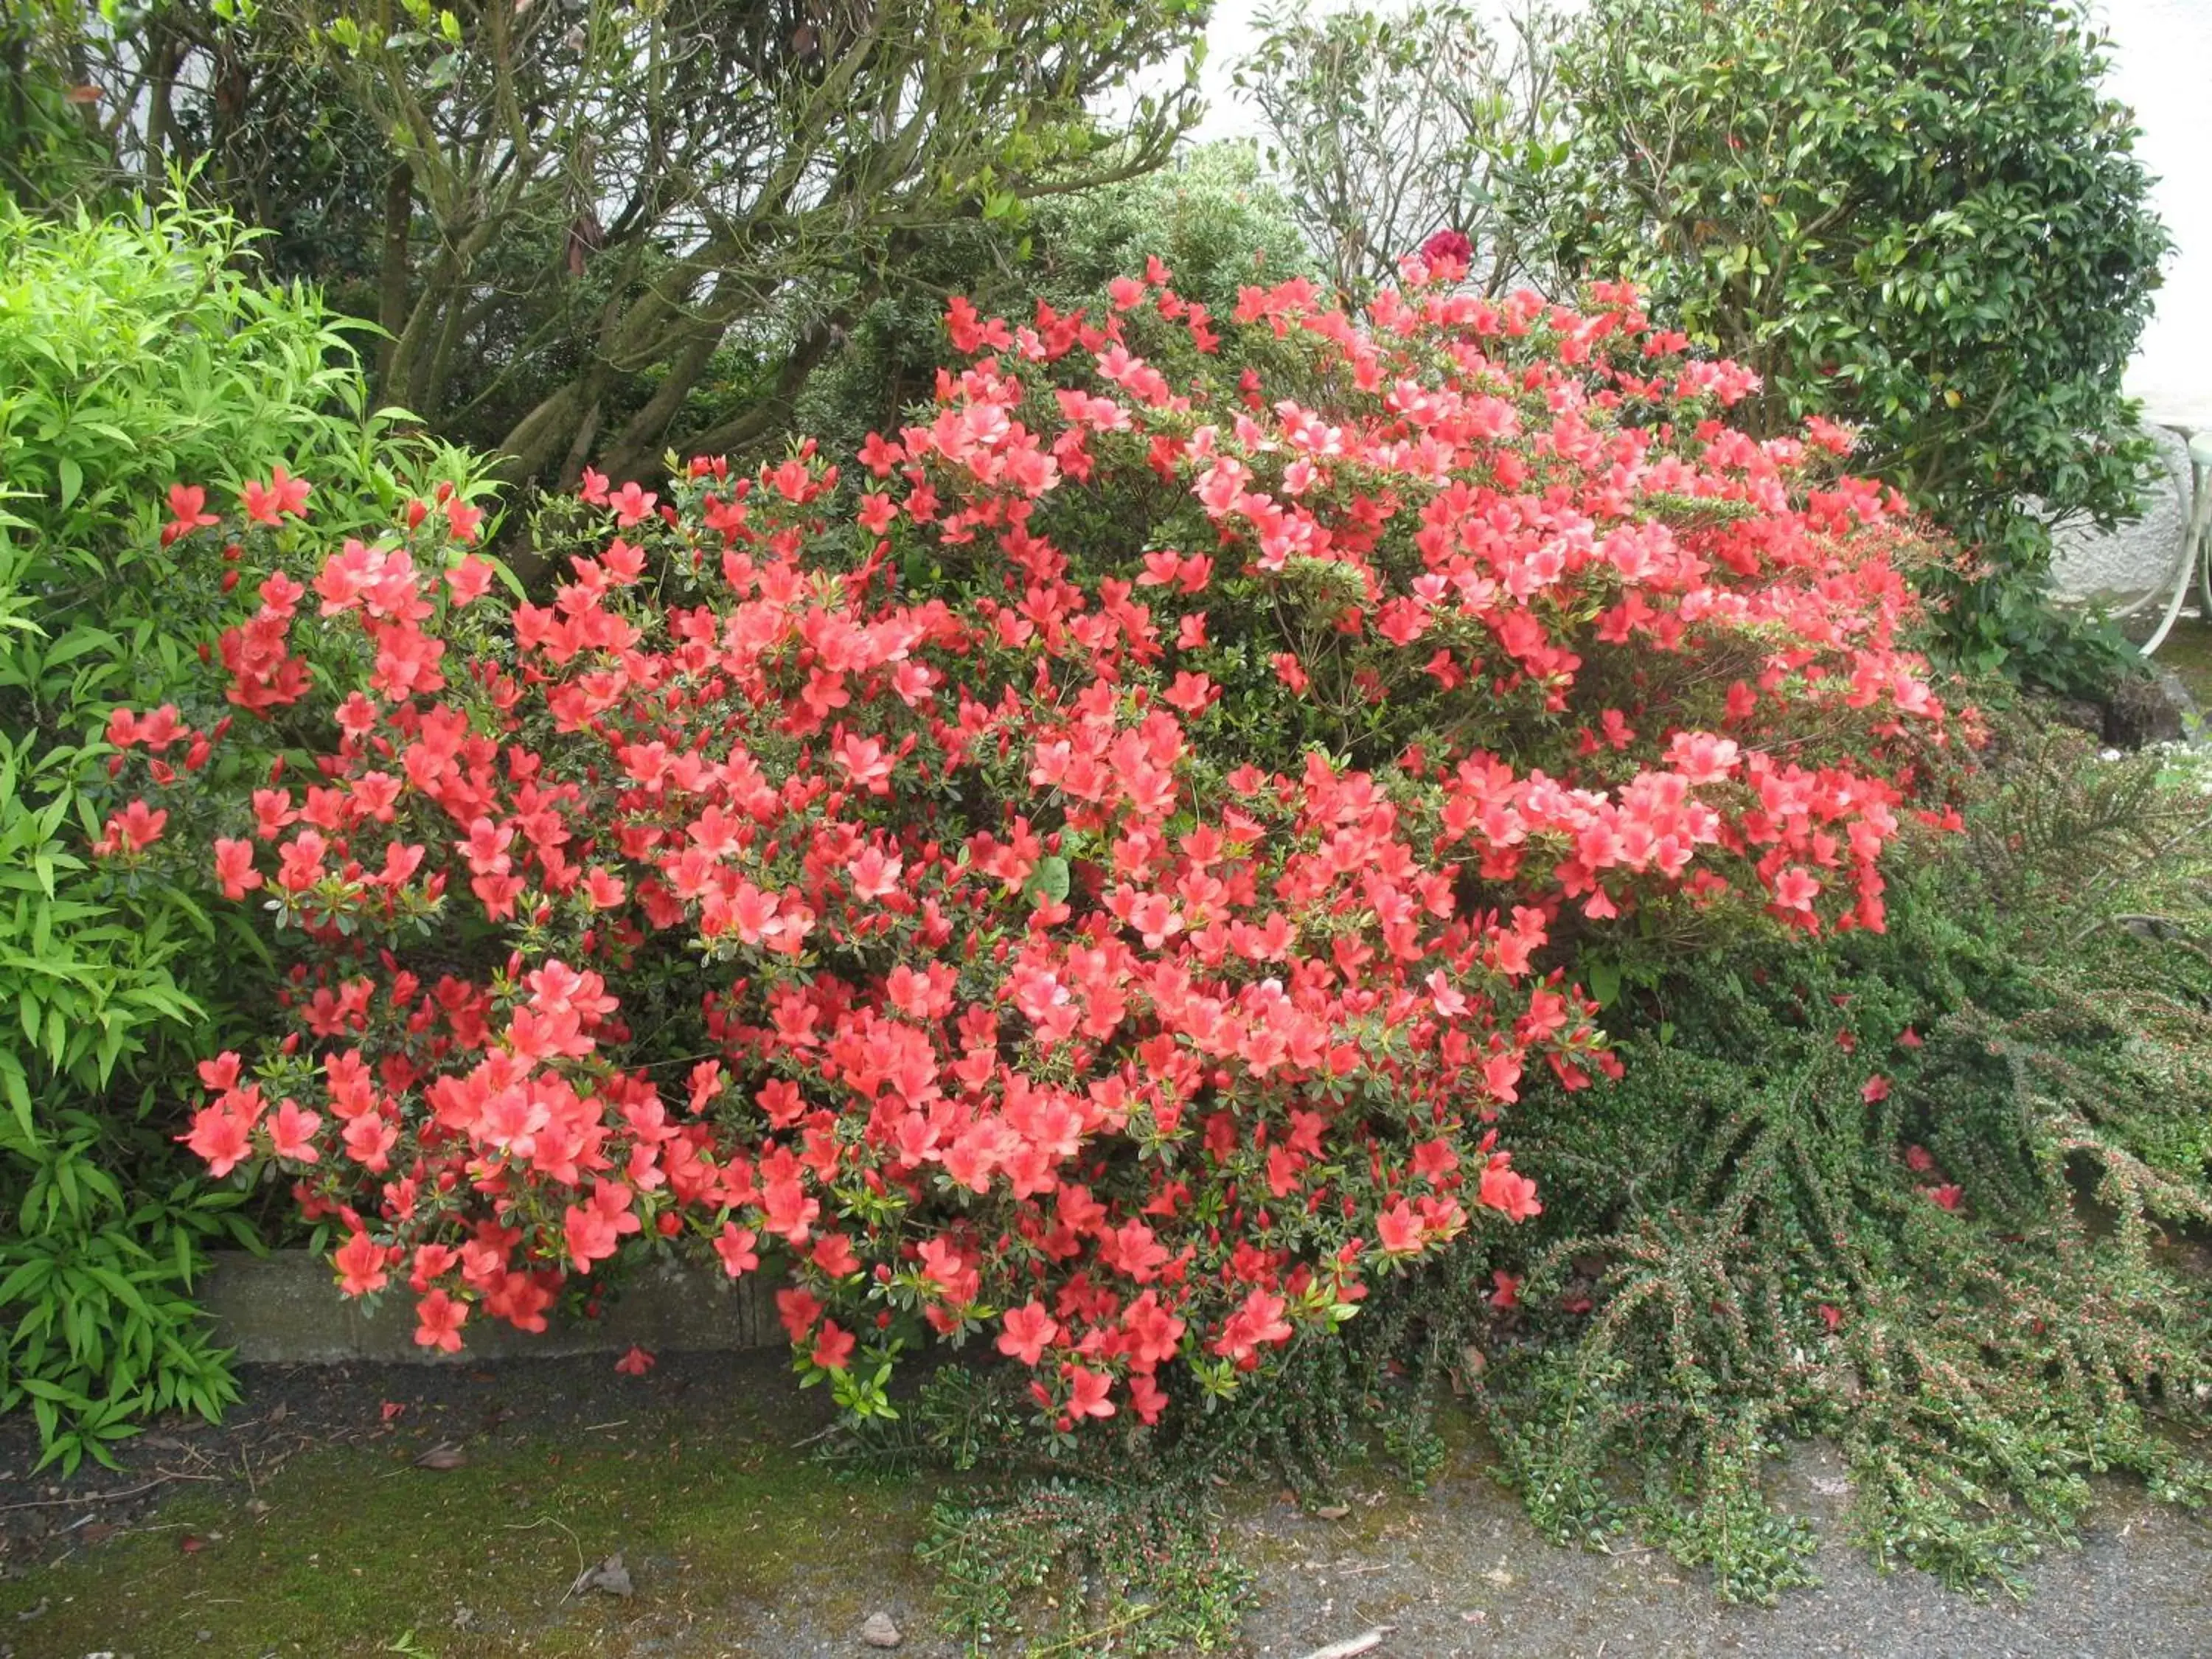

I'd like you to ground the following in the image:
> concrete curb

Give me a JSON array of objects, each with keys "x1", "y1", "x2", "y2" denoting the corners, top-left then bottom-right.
[{"x1": 201, "y1": 1249, "x2": 782, "y2": 1364}]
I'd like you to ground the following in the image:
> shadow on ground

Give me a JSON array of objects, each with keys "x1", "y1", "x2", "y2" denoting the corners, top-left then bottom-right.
[{"x1": 0, "y1": 1351, "x2": 2204, "y2": 1658}]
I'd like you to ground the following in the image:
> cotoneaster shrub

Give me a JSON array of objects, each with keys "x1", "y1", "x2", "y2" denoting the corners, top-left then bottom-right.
[{"x1": 109, "y1": 251, "x2": 1953, "y2": 1436}]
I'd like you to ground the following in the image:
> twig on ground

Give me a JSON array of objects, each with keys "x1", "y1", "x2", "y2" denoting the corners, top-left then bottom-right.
[
  {"x1": 1030, "y1": 1603, "x2": 1161, "y2": 1655},
  {"x1": 505, "y1": 1514, "x2": 588, "y2": 1585},
  {"x1": 1295, "y1": 1628, "x2": 1395, "y2": 1659},
  {"x1": 0, "y1": 1470, "x2": 219, "y2": 1514}
]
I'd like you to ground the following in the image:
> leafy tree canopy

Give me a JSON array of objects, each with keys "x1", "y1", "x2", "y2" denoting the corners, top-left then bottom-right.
[{"x1": 1236, "y1": 1, "x2": 1565, "y2": 300}]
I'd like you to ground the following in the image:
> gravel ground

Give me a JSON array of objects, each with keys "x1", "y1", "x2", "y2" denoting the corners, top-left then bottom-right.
[
  {"x1": 0, "y1": 1354, "x2": 2205, "y2": 1657},
  {"x1": 1232, "y1": 1444, "x2": 2212, "y2": 1659}
]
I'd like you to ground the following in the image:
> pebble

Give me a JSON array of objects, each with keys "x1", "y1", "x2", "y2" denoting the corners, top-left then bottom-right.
[{"x1": 860, "y1": 1610, "x2": 902, "y2": 1649}]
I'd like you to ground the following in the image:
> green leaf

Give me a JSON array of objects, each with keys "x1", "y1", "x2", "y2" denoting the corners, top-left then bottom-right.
[
  {"x1": 1025, "y1": 856, "x2": 1071, "y2": 907},
  {"x1": 1587, "y1": 958, "x2": 1623, "y2": 1008},
  {"x1": 0, "y1": 1051, "x2": 34, "y2": 1144}
]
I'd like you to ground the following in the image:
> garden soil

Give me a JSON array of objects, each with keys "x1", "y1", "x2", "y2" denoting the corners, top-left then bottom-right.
[{"x1": 0, "y1": 1351, "x2": 2202, "y2": 1658}]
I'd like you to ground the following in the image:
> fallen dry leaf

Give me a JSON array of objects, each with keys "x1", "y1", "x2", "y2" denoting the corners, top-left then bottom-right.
[{"x1": 569, "y1": 1553, "x2": 634, "y2": 1599}]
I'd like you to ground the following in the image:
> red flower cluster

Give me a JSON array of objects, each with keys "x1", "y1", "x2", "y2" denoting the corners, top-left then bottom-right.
[{"x1": 119, "y1": 262, "x2": 1949, "y2": 1431}]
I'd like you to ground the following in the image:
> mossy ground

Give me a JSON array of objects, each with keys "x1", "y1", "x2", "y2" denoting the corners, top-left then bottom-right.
[{"x1": 0, "y1": 1354, "x2": 937, "y2": 1658}]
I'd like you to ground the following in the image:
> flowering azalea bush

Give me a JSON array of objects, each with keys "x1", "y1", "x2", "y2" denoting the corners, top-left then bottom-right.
[{"x1": 107, "y1": 248, "x2": 1952, "y2": 1433}]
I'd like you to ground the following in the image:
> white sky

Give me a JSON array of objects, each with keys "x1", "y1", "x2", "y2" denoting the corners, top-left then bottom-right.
[
  {"x1": 1166, "y1": 0, "x2": 2212, "y2": 427},
  {"x1": 2094, "y1": 0, "x2": 2212, "y2": 426}
]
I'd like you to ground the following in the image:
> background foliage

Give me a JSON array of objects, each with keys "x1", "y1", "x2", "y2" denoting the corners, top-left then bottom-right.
[
  {"x1": 1237, "y1": 0, "x2": 1565, "y2": 299},
  {"x1": 789, "y1": 141, "x2": 1316, "y2": 462},
  {"x1": 15, "y1": 0, "x2": 1210, "y2": 499},
  {"x1": 1540, "y1": 0, "x2": 2171, "y2": 688}
]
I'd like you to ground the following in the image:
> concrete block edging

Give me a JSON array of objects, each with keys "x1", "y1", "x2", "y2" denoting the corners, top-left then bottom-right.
[{"x1": 201, "y1": 1248, "x2": 781, "y2": 1364}]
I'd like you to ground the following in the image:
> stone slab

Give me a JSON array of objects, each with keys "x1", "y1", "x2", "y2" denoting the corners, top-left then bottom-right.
[
  {"x1": 2049, "y1": 422, "x2": 2200, "y2": 603},
  {"x1": 200, "y1": 1249, "x2": 780, "y2": 1363}
]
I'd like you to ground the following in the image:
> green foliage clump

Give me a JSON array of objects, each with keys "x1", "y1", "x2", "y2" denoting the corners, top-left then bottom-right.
[
  {"x1": 1540, "y1": 0, "x2": 2171, "y2": 690},
  {"x1": 0, "y1": 1107, "x2": 251, "y2": 1474},
  {"x1": 0, "y1": 189, "x2": 491, "y2": 1467},
  {"x1": 831, "y1": 1366, "x2": 1252, "y2": 1652},
  {"x1": 919, "y1": 1478, "x2": 1251, "y2": 1655},
  {"x1": 789, "y1": 142, "x2": 1318, "y2": 459}
]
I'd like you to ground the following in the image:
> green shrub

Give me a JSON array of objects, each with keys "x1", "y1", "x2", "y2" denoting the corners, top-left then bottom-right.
[
  {"x1": 0, "y1": 188, "x2": 493, "y2": 1467},
  {"x1": 0, "y1": 1103, "x2": 251, "y2": 1473}
]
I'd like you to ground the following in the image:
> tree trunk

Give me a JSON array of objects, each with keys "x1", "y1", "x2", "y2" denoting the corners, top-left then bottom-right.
[
  {"x1": 646, "y1": 316, "x2": 847, "y2": 477},
  {"x1": 494, "y1": 378, "x2": 599, "y2": 490},
  {"x1": 375, "y1": 161, "x2": 414, "y2": 397},
  {"x1": 592, "y1": 320, "x2": 735, "y2": 484}
]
